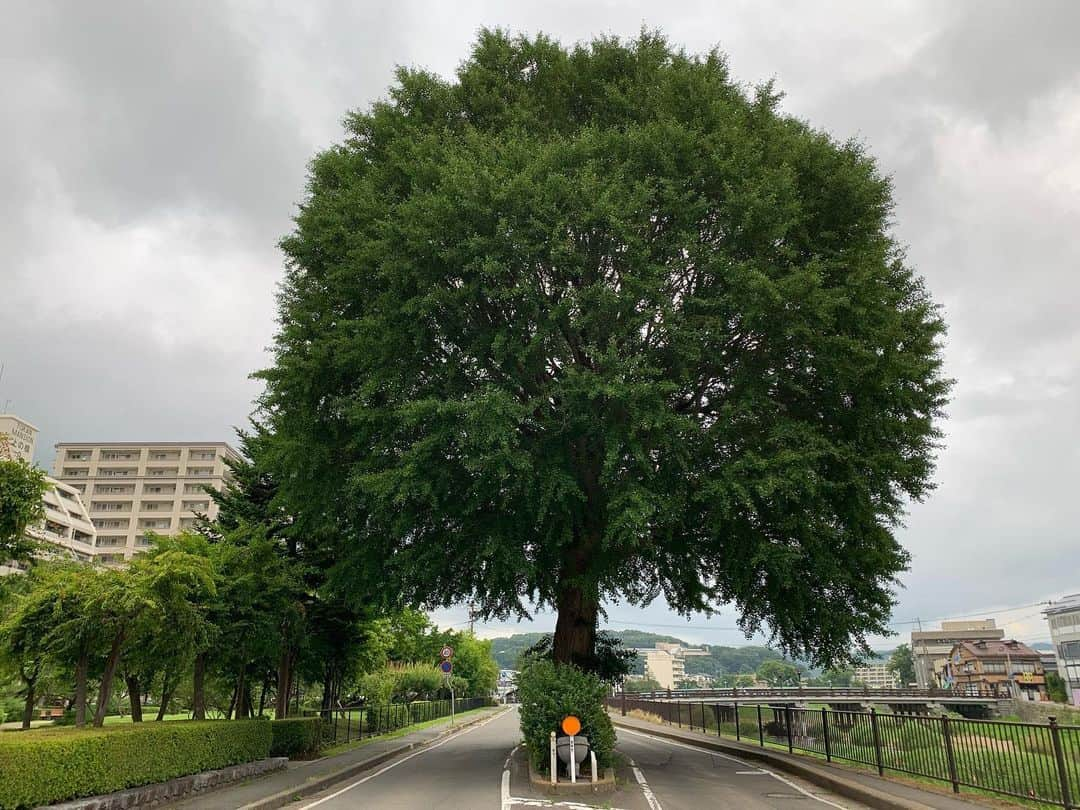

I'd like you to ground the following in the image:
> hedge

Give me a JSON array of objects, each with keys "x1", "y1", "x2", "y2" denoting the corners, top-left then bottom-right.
[
  {"x1": 0, "y1": 719, "x2": 272, "y2": 809},
  {"x1": 270, "y1": 717, "x2": 323, "y2": 758},
  {"x1": 516, "y1": 659, "x2": 616, "y2": 773}
]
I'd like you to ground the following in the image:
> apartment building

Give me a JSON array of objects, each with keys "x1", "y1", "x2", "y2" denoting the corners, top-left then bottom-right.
[
  {"x1": 1045, "y1": 594, "x2": 1080, "y2": 706},
  {"x1": 53, "y1": 441, "x2": 240, "y2": 562},
  {"x1": 639, "y1": 642, "x2": 710, "y2": 690},
  {"x1": 0, "y1": 413, "x2": 38, "y2": 462},
  {"x1": 910, "y1": 619, "x2": 1005, "y2": 688},
  {"x1": 0, "y1": 414, "x2": 97, "y2": 574},
  {"x1": 853, "y1": 662, "x2": 900, "y2": 689}
]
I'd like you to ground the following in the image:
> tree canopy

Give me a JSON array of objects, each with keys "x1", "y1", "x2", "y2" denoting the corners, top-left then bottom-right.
[
  {"x1": 0, "y1": 459, "x2": 47, "y2": 564},
  {"x1": 887, "y1": 643, "x2": 916, "y2": 686},
  {"x1": 260, "y1": 29, "x2": 950, "y2": 668}
]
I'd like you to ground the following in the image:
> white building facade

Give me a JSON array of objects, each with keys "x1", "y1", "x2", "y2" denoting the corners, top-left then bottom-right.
[
  {"x1": 1045, "y1": 595, "x2": 1080, "y2": 706},
  {"x1": 53, "y1": 441, "x2": 239, "y2": 562},
  {"x1": 0, "y1": 415, "x2": 97, "y2": 574}
]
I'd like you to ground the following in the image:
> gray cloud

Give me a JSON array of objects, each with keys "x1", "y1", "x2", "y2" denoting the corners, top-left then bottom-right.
[{"x1": 2, "y1": 0, "x2": 1078, "y2": 649}]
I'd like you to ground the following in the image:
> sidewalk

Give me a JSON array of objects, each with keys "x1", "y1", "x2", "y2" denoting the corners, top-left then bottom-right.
[
  {"x1": 166, "y1": 706, "x2": 506, "y2": 810},
  {"x1": 611, "y1": 713, "x2": 1013, "y2": 809}
]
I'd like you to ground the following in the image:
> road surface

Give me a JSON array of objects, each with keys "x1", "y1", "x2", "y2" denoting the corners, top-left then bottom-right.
[{"x1": 292, "y1": 708, "x2": 865, "y2": 809}]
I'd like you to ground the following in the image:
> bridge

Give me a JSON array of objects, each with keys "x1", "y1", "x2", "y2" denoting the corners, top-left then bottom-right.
[{"x1": 620, "y1": 685, "x2": 1001, "y2": 713}]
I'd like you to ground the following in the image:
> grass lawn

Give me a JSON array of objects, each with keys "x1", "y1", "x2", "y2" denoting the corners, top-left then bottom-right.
[{"x1": 320, "y1": 706, "x2": 495, "y2": 758}]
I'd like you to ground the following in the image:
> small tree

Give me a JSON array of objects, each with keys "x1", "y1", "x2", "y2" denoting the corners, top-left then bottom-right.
[
  {"x1": 1047, "y1": 672, "x2": 1069, "y2": 704},
  {"x1": 0, "y1": 573, "x2": 55, "y2": 728},
  {"x1": 0, "y1": 460, "x2": 47, "y2": 564},
  {"x1": 887, "y1": 644, "x2": 916, "y2": 686},
  {"x1": 756, "y1": 660, "x2": 800, "y2": 687}
]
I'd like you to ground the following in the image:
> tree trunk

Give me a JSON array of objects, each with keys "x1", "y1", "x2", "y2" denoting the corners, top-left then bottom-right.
[
  {"x1": 258, "y1": 673, "x2": 270, "y2": 717},
  {"x1": 156, "y1": 669, "x2": 176, "y2": 721},
  {"x1": 21, "y1": 678, "x2": 37, "y2": 730},
  {"x1": 235, "y1": 666, "x2": 248, "y2": 720},
  {"x1": 321, "y1": 666, "x2": 334, "y2": 713},
  {"x1": 275, "y1": 646, "x2": 292, "y2": 719},
  {"x1": 74, "y1": 653, "x2": 89, "y2": 726},
  {"x1": 192, "y1": 653, "x2": 207, "y2": 721},
  {"x1": 93, "y1": 629, "x2": 126, "y2": 727},
  {"x1": 552, "y1": 581, "x2": 599, "y2": 668},
  {"x1": 126, "y1": 674, "x2": 143, "y2": 722}
]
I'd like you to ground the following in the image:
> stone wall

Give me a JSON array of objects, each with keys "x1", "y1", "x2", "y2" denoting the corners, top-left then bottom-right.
[{"x1": 45, "y1": 757, "x2": 288, "y2": 810}]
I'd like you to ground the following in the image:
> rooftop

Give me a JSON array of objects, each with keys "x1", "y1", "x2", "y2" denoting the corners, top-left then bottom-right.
[
  {"x1": 956, "y1": 640, "x2": 1040, "y2": 659},
  {"x1": 1045, "y1": 594, "x2": 1080, "y2": 616}
]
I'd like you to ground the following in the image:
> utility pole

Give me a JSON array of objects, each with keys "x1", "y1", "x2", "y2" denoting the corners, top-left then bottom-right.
[{"x1": 467, "y1": 600, "x2": 477, "y2": 634}]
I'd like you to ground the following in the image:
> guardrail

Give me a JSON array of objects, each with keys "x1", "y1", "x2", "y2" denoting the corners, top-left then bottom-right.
[
  {"x1": 622, "y1": 686, "x2": 996, "y2": 701},
  {"x1": 304, "y1": 696, "x2": 491, "y2": 747},
  {"x1": 611, "y1": 695, "x2": 1080, "y2": 807}
]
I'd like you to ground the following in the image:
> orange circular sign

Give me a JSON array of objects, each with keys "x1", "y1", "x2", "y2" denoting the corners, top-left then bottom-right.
[{"x1": 561, "y1": 715, "x2": 582, "y2": 736}]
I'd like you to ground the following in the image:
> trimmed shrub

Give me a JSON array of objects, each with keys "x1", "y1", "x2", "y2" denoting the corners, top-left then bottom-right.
[
  {"x1": 516, "y1": 659, "x2": 616, "y2": 773},
  {"x1": 0, "y1": 719, "x2": 271, "y2": 809},
  {"x1": 270, "y1": 717, "x2": 323, "y2": 758}
]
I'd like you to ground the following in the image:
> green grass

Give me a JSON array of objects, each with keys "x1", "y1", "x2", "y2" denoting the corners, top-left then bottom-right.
[
  {"x1": 320, "y1": 706, "x2": 494, "y2": 758},
  {"x1": 633, "y1": 703, "x2": 1078, "y2": 809}
]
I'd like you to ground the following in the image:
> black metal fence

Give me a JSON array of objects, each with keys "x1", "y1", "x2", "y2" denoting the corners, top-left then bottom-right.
[
  {"x1": 611, "y1": 695, "x2": 1080, "y2": 808},
  {"x1": 305, "y1": 696, "x2": 491, "y2": 747}
]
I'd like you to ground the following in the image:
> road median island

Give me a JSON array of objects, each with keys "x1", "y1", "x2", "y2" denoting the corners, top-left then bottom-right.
[{"x1": 610, "y1": 713, "x2": 993, "y2": 810}]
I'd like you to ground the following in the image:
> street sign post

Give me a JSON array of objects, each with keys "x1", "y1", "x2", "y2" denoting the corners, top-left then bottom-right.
[
  {"x1": 440, "y1": 645, "x2": 454, "y2": 659},
  {"x1": 439, "y1": 660, "x2": 453, "y2": 674}
]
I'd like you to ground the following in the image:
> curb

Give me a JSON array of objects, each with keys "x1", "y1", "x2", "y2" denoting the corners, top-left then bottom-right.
[
  {"x1": 238, "y1": 707, "x2": 509, "y2": 810},
  {"x1": 611, "y1": 717, "x2": 966, "y2": 810}
]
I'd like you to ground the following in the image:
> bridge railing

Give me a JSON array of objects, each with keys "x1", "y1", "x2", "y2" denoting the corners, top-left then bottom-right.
[
  {"x1": 610, "y1": 695, "x2": 1080, "y2": 808},
  {"x1": 620, "y1": 685, "x2": 978, "y2": 700}
]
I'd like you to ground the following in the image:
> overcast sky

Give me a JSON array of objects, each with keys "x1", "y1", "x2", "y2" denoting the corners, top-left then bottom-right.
[{"x1": 2, "y1": 1, "x2": 1078, "y2": 650}]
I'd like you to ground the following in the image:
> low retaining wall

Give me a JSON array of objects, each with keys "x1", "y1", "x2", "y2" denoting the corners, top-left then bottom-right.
[{"x1": 41, "y1": 757, "x2": 288, "y2": 810}]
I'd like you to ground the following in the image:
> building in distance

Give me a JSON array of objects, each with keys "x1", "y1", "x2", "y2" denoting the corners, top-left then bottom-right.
[
  {"x1": 53, "y1": 441, "x2": 240, "y2": 563},
  {"x1": 0, "y1": 414, "x2": 37, "y2": 462},
  {"x1": 910, "y1": 619, "x2": 1005, "y2": 688},
  {"x1": 1045, "y1": 594, "x2": 1080, "y2": 706},
  {"x1": 0, "y1": 415, "x2": 97, "y2": 574},
  {"x1": 637, "y1": 642, "x2": 710, "y2": 690},
  {"x1": 943, "y1": 639, "x2": 1047, "y2": 700},
  {"x1": 853, "y1": 662, "x2": 900, "y2": 689}
]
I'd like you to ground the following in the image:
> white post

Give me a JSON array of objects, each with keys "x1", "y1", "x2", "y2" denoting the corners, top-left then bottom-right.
[
  {"x1": 550, "y1": 731, "x2": 557, "y2": 785},
  {"x1": 590, "y1": 750, "x2": 598, "y2": 784},
  {"x1": 569, "y1": 735, "x2": 577, "y2": 783},
  {"x1": 450, "y1": 685, "x2": 455, "y2": 725}
]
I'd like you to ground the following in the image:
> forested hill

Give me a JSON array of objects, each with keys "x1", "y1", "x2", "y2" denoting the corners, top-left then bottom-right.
[{"x1": 487, "y1": 629, "x2": 787, "y2": 676}]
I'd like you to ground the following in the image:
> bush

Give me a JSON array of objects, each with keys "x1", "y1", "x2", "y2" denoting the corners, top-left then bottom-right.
[
  {"x1": 0, "y1": 718, "x2": 271, "y2": 809},
  {"x1": 270, "y1": 717, "x2": 323, "y2": 758},
  {"x1": 516, "y1": 659, "x2": 616, "y2": 773}
]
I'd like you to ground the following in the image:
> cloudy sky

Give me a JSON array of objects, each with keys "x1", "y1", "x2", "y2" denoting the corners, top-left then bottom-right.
[{"x1": 3, "y1": 1, "x2": 1078, "y2": 649}]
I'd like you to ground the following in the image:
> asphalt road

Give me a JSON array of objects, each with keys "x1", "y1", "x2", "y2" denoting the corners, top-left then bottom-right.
[{"x1": 292, "y1": 708, "x2": 866, "y2": 810}]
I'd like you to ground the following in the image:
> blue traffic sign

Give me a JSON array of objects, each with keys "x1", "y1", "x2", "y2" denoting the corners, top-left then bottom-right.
[{"x1": 439, "y1": 660, "x2": 453, "y2": 674}]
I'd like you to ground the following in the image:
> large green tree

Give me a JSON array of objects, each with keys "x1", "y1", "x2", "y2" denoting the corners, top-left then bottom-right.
[{"x1": 261, "y1": 30, "x2": 950, "y2": 668}]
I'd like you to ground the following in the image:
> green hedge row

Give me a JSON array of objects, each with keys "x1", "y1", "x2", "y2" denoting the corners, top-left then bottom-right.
[
  {"x1": 0, "y1": 719, "x2": 272, "y2": 809},
  {"x1": 516, "y1": 659, "x2": 616, "y2": 773},
  {"x1": 269, "y1": 717, "x2": 323, "y2": 758}
]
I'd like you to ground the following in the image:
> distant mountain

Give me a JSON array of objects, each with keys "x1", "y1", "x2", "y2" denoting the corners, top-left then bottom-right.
[{"x1": 486, "y1": 628, "x2": 788, "y2": 677}]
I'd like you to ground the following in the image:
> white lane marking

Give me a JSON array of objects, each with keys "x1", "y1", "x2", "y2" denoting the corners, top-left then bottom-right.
[
  {"x1": 736, "y1": 769, "x2": 768, "y2": 775},
  {"x1": 618, "y1": 727, "x2": 848, "y2": 809},
  {"x1": 293, "y1": 709, "x2": 508, "y2": 809},
  {"x1": 628, "y1": 757, "x2": 664, "y2": 810},
  {"x1": 501, "y1": 744, "x2": 518, "y2": 810}
]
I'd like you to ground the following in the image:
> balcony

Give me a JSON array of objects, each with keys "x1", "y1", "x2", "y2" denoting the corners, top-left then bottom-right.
[
  {"x1": 146, "y1": 467, "x2": 179, "y2": 478},
  {"x1": 97, "y1": 468, "x2": 136, "y2": 478},
  {"x1": 62, "y1": 468, "x2": 89, "y2": 478},
  {"x1": 185, "y1": 468, "x2": 213, "y2": 478}
]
